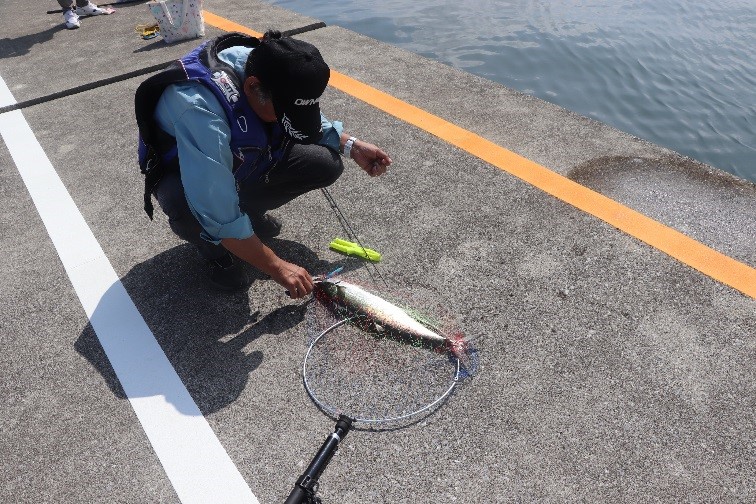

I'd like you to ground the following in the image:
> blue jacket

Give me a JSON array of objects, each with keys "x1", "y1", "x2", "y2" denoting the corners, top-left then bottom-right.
[{"x1": 136, "y1": 33, "x2": 343, "y2": 242}]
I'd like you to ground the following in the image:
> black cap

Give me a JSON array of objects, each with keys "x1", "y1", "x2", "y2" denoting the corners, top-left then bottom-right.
[{"x1": 247, "y1": 36, "x2": 330, "y2": 143}]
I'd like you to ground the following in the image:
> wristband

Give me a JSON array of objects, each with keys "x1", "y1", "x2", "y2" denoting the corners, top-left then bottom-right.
[{"x1": 343, "y1": 136, "x2": 357, "y2": 159}]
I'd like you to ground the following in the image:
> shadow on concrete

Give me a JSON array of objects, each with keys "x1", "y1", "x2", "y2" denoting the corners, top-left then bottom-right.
[
  {"x1": 133, "y1": 39, "x2": 175, "y2": 53},
  {"x1": 74, "y1": 240, "x2": 351, "y2": 415},
  {"x1": 0, "y1": 25, "x2": 65, "y2": 59}
]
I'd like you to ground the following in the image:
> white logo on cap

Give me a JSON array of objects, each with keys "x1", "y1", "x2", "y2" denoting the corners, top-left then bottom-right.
[
  {"x1": 281, "y1": 113, "x2": 307, "y2": 140},
  {"x1": 294, "y1": 98, "x2": 320, "y2": 106},
  {"x1": 211, "y1": 71, "x2": 239, "y2": 104}
]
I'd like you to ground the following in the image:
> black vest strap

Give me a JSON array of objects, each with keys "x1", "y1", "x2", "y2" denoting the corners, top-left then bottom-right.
[{"x1": 135, "y1": 61, "x2": 188, "y2": 219}]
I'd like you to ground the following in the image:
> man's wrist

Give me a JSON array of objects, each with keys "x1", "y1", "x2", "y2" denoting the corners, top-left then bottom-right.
[{"x1": 343, "y1": 136, "x2": 357, "y2": 159}]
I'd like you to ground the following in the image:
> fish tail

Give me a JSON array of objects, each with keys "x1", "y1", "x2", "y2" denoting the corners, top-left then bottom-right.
[
  {"x1": 449, "y1": 332, "x2": 480, "y2": 378},
  {"x1": 446, "y1": 332, "x2": 468, "y2": 362}
]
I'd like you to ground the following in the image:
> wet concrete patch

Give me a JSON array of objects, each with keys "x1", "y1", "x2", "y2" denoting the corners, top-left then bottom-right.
[{"x1": 567, "y1": 155, "x2": 756, "y2": 267}]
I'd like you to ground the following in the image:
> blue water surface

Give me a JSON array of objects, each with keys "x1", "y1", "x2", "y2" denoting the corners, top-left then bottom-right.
[{"x1": 267, "y1": 0, "x2": 756, "y2": 182}]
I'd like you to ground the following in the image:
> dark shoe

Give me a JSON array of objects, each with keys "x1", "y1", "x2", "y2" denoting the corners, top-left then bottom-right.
[
  {"x1": 251, "y1": 213, "x2": 282, "y2": 239},
  {"x1": 206, "y1": 253, "x2": 250, "y2": 291}
]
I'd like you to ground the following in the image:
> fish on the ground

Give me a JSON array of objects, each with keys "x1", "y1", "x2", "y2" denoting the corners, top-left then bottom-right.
[{"x1": 313, "y1": 278, "x2": 468, "y2": 363}]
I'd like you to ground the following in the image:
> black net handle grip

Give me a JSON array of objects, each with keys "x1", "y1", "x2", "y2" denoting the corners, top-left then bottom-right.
[{"x1": 284, "y1": 415, "x2": 353, "y2": 504}]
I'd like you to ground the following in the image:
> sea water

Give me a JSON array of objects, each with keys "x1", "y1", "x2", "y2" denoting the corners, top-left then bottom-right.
[{"x1": 268, "y1": 0, "x2": 756, "y2": 182}]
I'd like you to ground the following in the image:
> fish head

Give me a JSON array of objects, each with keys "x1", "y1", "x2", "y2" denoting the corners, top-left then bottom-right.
[{"x1": 313, "y1": 278, "x2": 340, "y2": 302}]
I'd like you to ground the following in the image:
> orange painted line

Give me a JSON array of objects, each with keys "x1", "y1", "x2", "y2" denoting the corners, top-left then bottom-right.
[
  {"x1": 202, "y1": 11, "x2": 263, "y2": 37},
  {"x1": 203, "y1": 12, "x2": 756, "y2": 299}
]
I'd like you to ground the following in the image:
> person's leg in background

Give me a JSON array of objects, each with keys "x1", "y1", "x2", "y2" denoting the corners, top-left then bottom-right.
[{"x1": 56, "y1": 0, "x2": 110, "y2": 30}]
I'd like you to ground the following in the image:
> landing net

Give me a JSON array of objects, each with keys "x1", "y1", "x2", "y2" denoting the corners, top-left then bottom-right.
[{"x1": 302, "y1": 282, "x2": 477, "y2": 427}]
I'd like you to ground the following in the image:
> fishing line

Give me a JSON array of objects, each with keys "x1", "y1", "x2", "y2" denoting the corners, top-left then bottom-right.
[
  {"x1": 311, "y1": 178, "x2": 477, "y2": 430},
  {"x1": 320, "y1": 187, "x2": 388, "y2": 288}
]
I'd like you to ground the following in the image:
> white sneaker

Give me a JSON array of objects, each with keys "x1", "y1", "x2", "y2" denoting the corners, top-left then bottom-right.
[
  {"x1": 64, "y1": 10, "x2": 80, "y2": 29},
  {"x1": 76, "y1": 2, "x2": 107, "y2": 16}
]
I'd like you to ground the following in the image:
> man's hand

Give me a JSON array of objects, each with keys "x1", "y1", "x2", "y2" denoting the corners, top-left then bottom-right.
[
  {"x1": 350, "y1": 139, "x2": 392, "y2": 177},
  {"x1": 221, "y1": 235, "x2": 313, "y2": 299},
  {"x1": 270, "y1": 260, "x2": 314, "y2": 299}
]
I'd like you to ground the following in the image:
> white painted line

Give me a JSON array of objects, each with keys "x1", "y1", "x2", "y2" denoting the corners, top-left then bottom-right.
[{"x1": 0, "y1": 77, "x2": 259, "y2": 504}]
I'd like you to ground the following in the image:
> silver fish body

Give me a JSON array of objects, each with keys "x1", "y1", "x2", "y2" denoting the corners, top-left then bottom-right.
[{"x1": 314, "y1": 279, "x2": 465, "y2": 358}]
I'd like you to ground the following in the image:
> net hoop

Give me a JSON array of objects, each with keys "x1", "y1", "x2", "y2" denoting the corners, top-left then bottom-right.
[{"x1": 303, "y1": 316, "x2": 461, "y2": 425}]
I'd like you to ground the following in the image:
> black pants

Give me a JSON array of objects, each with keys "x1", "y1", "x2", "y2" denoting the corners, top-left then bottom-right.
[{"x1": 154, "y1": 143, "x2": 344, "y2": 260}]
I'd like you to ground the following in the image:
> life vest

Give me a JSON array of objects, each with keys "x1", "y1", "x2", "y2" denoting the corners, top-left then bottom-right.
[{"x1": 135, "y1": 32, "x2": 288, "y2": 219}]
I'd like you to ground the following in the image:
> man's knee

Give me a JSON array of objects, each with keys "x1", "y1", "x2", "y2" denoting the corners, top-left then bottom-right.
[{"x1": 305, "y1": 144, "x2": 344, "y2": 187}]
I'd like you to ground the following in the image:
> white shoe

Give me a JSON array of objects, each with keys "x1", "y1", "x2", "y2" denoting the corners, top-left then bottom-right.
[
  {"x1": 64, "y1": 10, "x2": 80, "y2": 29},
  {"x1": 76, "y1": 2, "x2": 107, "y2": 16}
]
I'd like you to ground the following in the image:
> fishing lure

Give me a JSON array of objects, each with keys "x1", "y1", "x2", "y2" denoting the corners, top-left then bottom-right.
[{"x1": 329, "y1": 238, "x2": 381, "y2": 262}]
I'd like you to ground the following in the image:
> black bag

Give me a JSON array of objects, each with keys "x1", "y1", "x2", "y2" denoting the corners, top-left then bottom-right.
[{"x1": 134, "y1": 61, "x2": 187, "y2": 219}]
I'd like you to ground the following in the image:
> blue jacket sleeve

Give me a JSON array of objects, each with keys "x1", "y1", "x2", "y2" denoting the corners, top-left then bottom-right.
[
  {"x1": 319, "y1": 116, "x2": 343, "y2": 152},
  {"x1": 154, "y1": 83, "x2": 254, "y2": 244}
]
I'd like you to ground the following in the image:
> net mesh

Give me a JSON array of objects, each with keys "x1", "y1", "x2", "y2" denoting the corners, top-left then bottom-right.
[{"x1": 303, "y1": 281, "x2": 477, "y2": 427}]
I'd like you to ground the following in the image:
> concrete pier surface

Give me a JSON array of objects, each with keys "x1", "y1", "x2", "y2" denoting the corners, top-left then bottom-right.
[{"x1": 1, "y1": 1, "x2": 754, "y2": 502}]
